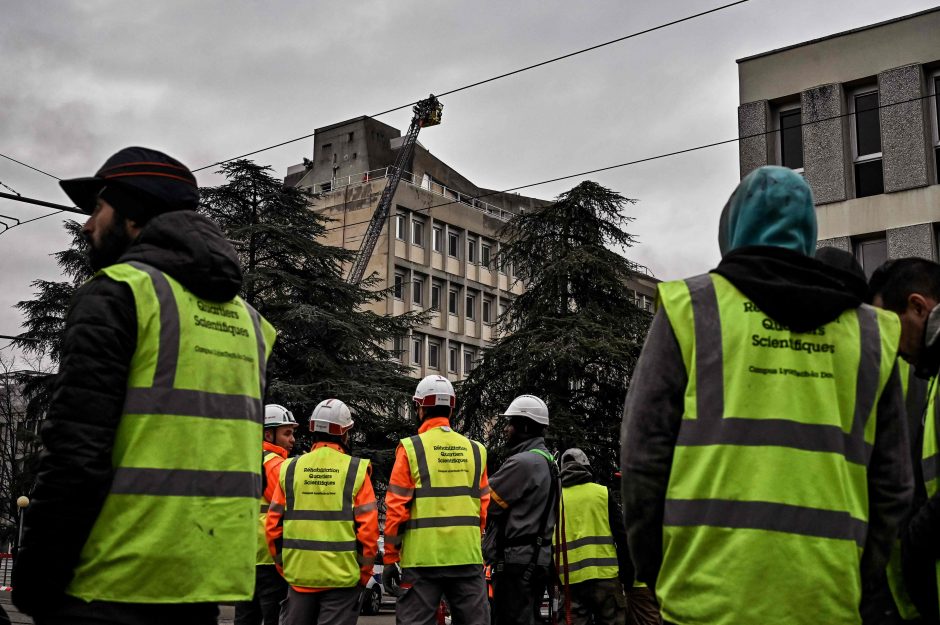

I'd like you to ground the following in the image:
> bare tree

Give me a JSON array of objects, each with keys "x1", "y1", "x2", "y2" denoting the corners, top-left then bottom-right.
[{"x1": 0, "y1": 352, "x2": 49, "y2": 551}]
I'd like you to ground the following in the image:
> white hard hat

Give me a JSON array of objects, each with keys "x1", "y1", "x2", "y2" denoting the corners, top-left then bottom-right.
[
  {"x1": 413, "y1": 375, "x2": 456, "y2": 408},
  {"x1": 499, "y1": 394, "x2": 549, "y2": 426},
  {"x1": 310, "y1": 398, "x2": 355, "y2": 435},
  {"x1": 264, "y1": 404, "x2": 298, "y2": 429}
]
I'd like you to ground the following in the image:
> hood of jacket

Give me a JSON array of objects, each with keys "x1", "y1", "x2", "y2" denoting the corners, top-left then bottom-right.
[
  {"x1": 560, "y1": 462, "x2": 593, "y2": 487},
  {"x1": 718, "y1": 165, "x2": 816, "y2": 257},
  {"x1": 713, "y1": 167, "x2": 860, "y2": 332},
  {"x1": 118, "y1": 211, "x2": 243, "y2": 302},
  {"x1": 506, "y1": 436, "x2": 548, "y2": 458}
]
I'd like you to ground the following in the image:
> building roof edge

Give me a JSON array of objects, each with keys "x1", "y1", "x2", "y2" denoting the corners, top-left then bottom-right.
[{"x1": 735, "y1": 6, "x2": 940, "y2": 64}]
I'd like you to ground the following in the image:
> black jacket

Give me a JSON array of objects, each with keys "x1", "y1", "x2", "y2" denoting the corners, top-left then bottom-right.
[{"x1": 13, "y1": 211, "x2": 242, "y2": 615}]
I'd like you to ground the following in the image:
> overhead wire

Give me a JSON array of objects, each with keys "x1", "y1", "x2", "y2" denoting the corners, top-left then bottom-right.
[
  {"x1": 191, "y1": 0, "x2": 752, "y2": 173},
  {"x1": 316, "y1": 90, "x2": 940, "y2": 235},
  {"x1": 0, "y1": 152, "x2": 61, "y2": 181}
]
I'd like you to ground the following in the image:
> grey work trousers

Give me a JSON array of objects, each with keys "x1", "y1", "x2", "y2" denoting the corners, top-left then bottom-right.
[
  {"x1": 279, "y1": 586, "x2": 362, "y2": 625},
  {"x1": 397, "y1": 567, "x2": 490, "y2": 625}
]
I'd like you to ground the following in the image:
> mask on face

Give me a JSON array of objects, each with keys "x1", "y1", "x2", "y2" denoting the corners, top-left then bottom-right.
[{"x1": 917, "y1": 303, "x2": 940, "y2": 379}]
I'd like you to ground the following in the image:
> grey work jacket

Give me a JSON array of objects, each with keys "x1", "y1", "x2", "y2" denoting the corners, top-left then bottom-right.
[{"x1": 484, "y1": 437, "x2": 558, "y2": 567}]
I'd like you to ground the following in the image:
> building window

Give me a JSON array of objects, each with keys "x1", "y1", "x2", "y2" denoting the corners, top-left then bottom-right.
[
  {"x1": 431, "y1": 284, "x2": 441, "y2": 311},
  {"x1": 433, "y1": 227, "x2": 443, "y2": 252},
  {"x1": 932, "y1": 74, "x2": 940, "y2": 183},
  {"x1": 779, "y1": 108, "x2": 804, "y2": 170},
  {"x1": 466, "y1": 293, "x2": 476, "y2": 320},
  {"x1": 348, "y1": 132, "x2": 354, "y2": 142},
  {"x1": 393, "y1": 336, "x2": 404, "y2": 362},
  {"x1": 468, "y1": 240, "x2": 477, "y2": 264},
  {"x1": 448, "y1": 346, "x2": 459, "y2": 373},
  {"x1": 413, "y1": 278, "x2": 424, "y2": 306},
  {"x1": 323, "y1": 143, "x2": 332, "y2": 152},
  {"x1": 448, "y1": 232, "x2": 460, "y2": 258},
  {"x1": 448, "y1": 289, "x2": 458, "y2": 315},
  {"x1": 320, "y1": 182, "x2": 332, "y2": 193},
  {"x1": 412, "y1": 337, "x2": 423, "y2": 366},
  {"x1": 499, "y1": 302, "x2": 508, "y2": 318},
  {"x1": 394, "y1": 274, "x2": 404, "y2": 300},
  {"x1": 483, "y1": 299, "x2": 492, "y2": 323},
  {"x1": 854, "y1": 236, "x2": 887, "y2": 279},
  {"x1": 395, "y1": 214, "x2": 406, "y2": 240},
  {"x1": 428, "y1": 342, "x2": 440, "y2": 370},
  {"x1": 852, "y1": 90, "x2": 884, "y2": 198},
  {"x1": 481, "y1": 243, "x2": 492, "y2": 268},
  {"x1": 412, "y1": 220, "x2": 425, "y2": 247},
  {"x1": 463, "y1": 350, "x2": 474, "y2": 374}
]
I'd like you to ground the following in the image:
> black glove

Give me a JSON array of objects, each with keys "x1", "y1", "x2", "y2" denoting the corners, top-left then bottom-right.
[{"x1": 382, "y1": 562, "x2": 402, "y2": 596}]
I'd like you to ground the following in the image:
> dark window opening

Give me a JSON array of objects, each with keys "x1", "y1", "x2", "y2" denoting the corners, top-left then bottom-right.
[
  {"x1": 348, "y1": 132, "x2": 354, "y2": 142},
  {"x1": 855, "y1": 160, "x2": 884, "y2": 198},
  {"x1": 780, "y1": 109, "x2": 803, "y2": 170},
  {"x1": 855, "y1": 92, "x2": 881, "y2": 156}
]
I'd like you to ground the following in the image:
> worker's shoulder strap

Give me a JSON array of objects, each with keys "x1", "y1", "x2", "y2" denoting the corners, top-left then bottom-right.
[{"x1": 529, "y1": 449, "x2": 553, "y2": 462}]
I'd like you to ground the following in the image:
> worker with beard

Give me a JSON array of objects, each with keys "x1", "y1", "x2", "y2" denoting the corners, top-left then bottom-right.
[
  {"x1": 12, "y1": 147, "x2": 276, "y2": 625},
  {"x1": 620, "y1": 166, "x2": 911, "y2": 625}
]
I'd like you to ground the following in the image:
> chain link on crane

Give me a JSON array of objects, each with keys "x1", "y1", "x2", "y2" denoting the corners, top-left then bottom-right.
[{"x1": 346, "y1": 95, "x2": 443, "y2": 284}]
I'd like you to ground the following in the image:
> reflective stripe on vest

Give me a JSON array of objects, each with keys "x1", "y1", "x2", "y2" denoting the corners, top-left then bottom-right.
[
  {"x1": 397, "y1": 427, "x2": 486, "y2": 567},
  {"x1": 67, "y1": 262, "x2": 275, "y2": 604},
  {"x1": 656, "y1": 273, "x2": 899, "y2": 625},
  {"x1": 554, "y1": 482, "x2": 619, "y2": 584},
  {"x1": 279, "y1": 447, "x2": 369, "y2": 588},
  {"x1": 256, "y1": 451, "x2": 281, "y2": 565}
]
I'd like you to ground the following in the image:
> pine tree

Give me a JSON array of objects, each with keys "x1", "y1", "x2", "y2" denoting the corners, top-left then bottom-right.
[
  {"x1": 199, "y1": 160, "x2": 426, "y2": 480},
  {"x1": 457, "y1": 181, "x2": 651, "y2": 483}
]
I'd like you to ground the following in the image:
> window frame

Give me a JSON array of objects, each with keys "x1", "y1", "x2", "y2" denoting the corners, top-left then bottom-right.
[
  {"x1": 412, "y1": 219, "x2": 425, "y2": 247},
  {"x1": 428, "y1": 342, "x2": 440, "y2": 370},
  {"x1": 468, "y1": 239, "x2": 477, "y2": 264},
  {"x1": 448, "y1": 289, "x2": 458, "y2": 315},
  {"x1": 848, "y1": 86, "x2": 884, "y2": 198},
  {"x1": 448, "y1": 346, "x2": 459, "y2": 373},
  {"x1": 395, "y1": 214, "x2": 406, "y2": 240},
  {"x1": 466, "y1": 293, "x2": 476, "y2": 320},
  {"x1": 482, "y1": 299, "x2": 492, "y2": 324},
  {"x1": 412, "y1": 336, "x2": 423, "y2": 366},
  {"x1": 412, "y1": 277, "x2": 424, "y2": 306},
  {"x1": 463, "y1": 350, "x2": 474, "y2": 374},
  {"x1": 430, "y1": 284, "x2": 441, "y2": 311},
  {"x1": 929, "y1": 71, "x2": 940, "y2": 184},
  {"x1": 393, "y1": 273, "x2": 404, "y2": 300},
  {"x1": 481, "y1": 243, "x2": 492, "y2": 268},
  {"x1": 775, "y1": 102, "x2": 804, "y2": 173},
  {"x1": 448, "y1": 231, "x2": 460, "y2": 259},
  {"x1": 432, "y1": 226, "x2": 443, "y2": 252},
  {"x1": 853, "y1": 234, "x2": 888, "y2": 279}
]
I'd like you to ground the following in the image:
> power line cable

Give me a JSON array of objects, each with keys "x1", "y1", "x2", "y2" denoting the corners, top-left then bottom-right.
[
  {"x1": 0, "y1": 152, "x2": 61, "y2": 181},
  {"x1": 192, "y1": 0, "x2": 751, "y2": 172},
  {"x1": 0, "y1": 180, "x2": 20, "y2": 196},
  {"x1": 317, "y1": 90, "x2": 940, "y2": 235}
]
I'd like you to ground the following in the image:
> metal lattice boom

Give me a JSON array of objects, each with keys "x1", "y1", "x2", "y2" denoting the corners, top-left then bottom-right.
[{"x1": 346, "y1": 95, "x2": 443, "y2": 284}]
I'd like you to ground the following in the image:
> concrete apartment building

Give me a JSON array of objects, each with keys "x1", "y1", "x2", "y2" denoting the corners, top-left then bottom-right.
[
  {"x1": 737, "y1": 7, "x2": 940, "y2": 275},
  {"x1": 286, "y1": 116, "x2": 658, "y2": 380}
]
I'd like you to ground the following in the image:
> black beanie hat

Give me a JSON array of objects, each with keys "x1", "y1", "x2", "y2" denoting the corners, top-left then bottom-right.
[{"x1": 60, "y1": 146, "x2": 199, "y2": 222}]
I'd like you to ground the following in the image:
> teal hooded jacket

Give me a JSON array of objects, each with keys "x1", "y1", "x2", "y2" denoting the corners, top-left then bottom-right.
[{"x1": 718, "y1": 165, "x2": 816, "y2": 257}]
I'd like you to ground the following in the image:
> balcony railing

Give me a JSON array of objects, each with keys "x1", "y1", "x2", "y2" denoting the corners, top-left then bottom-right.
[{"x1": 309, "y1": 167, "x2": 516, "y2": 221}]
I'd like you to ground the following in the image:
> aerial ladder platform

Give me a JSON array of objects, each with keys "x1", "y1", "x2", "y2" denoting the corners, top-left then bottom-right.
[{"x1": 346, "y1": 94, "x2": 443, "y2": 284}]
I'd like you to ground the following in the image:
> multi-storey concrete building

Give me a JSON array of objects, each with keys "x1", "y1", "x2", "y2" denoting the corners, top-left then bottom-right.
[
  {"x1": 286, "y1": 116, "x2": 657, "y2": 380},
  {"x1": 737, "y1": 7, "x2": 940, "y2": 275}
]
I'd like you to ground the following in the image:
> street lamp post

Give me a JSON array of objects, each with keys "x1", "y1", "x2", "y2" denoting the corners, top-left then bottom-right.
[{"x1": 15, "y1": 496, "x2": 29, "y2": 553}]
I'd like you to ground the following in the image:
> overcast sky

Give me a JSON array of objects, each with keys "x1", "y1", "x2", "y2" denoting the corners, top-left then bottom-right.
[{"x1": 1, "y1": 0, "x2": 936, "y2": 349}]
